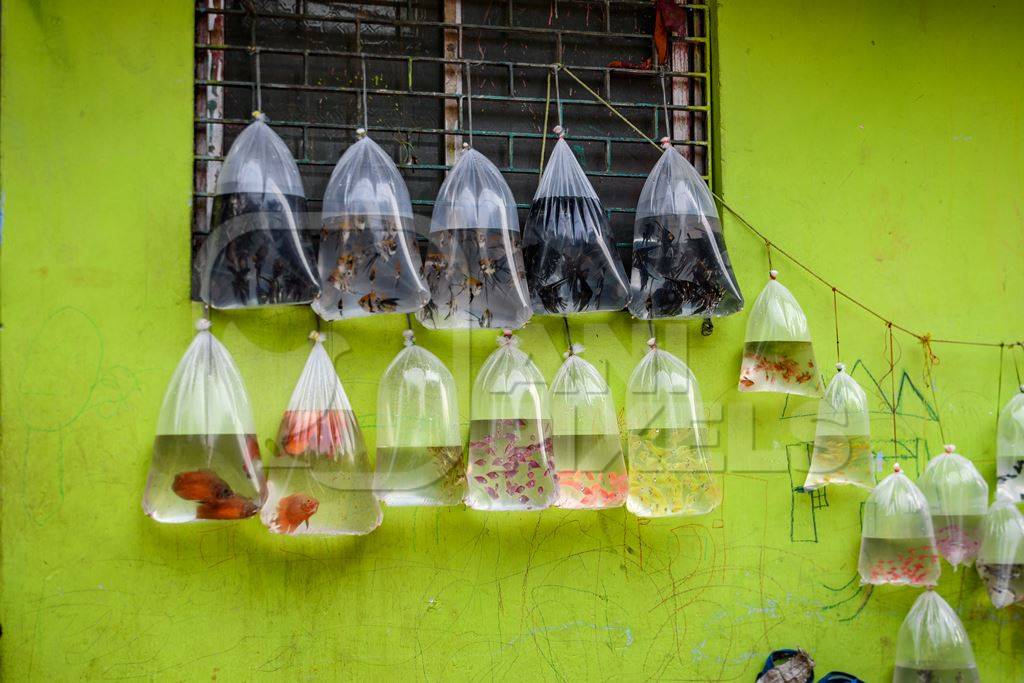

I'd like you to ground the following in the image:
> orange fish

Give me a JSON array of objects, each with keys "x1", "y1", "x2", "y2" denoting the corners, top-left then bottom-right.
[
  {"x1": 196, "y1": 493, "x2": 259, "y2": 520},
  {"x1": 272, "y1": 493, "x2": 319, "y2": 533},
  {"x1": 172, "y1": 469, "x2": 232, "y2": 503}
]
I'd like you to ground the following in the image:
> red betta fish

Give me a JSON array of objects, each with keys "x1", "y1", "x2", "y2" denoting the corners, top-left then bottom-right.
[
  {"x1": 172, "y1": 469, "x2": 232, "y2": 503},
  {"x1": 271, "y1": 493, "x2": 319, "y2": 533},
  {"x1": 195, "y1": 493, "x2": 259, "y2": 520}
]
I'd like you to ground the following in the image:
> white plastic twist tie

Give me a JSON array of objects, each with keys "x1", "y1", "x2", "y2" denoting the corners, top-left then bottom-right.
[
  {"x1": 659, "y1": 136, "x2": 671, "y2": 149},
  {"x1": 835, "y1": 362, "x2": 845, "y2": 372},
  {"x1": 944, "y1": 444, "x2": 955, "y2": 453},
  {"x1": 769, "y1": 269, "x2": 779, "y2": 280},
  {"x1": 309, "y1": 330, "x2": 324, "y2": 344},
  {"x1": 462, "y1": 142, "x2": 470, "y2": 150},
  {"x1": 196, "y1": 318, "x2": 212, "y2": 331},
  {"x1": 553, "y1": 125, "x2": 564, "y2": 138},
  {"x1": 402, "y1": 329, "x2": 415, "y2": 347},
  {"x1": 646, "y1": 337, "x2": 657, "y2": 349},
  {"x1": 356, "y1": 127, "x2": 367, "y2": 138}
]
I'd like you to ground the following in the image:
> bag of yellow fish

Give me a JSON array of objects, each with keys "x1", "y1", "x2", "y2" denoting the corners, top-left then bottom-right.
[
  {"x1": 996, "y1": 384, "x2": 1024, "y2": 502},
  {"x1": 466, "y1": 331, "x2": 556, "y2": 511},
  {"x1": 738, "y1": 270, "x2": 822, "y2": 396},
  {"x1": 374, "y1": 329, "x2": 466, "y2": 506},
  {"x1": 803, "y1": 363, "x2": 874, "y2": 490},
  {"x1": 194, "y1": 113, "x2": 319, "y2": 308},
  {"x1": 917, "y1": 445, "x2": 988, "y2": 568},
  {"x1": 893, "y1": 590, "x2": 979, "y2": 683},
  {"x1": 625, "y1": 339, "x2": 720, "y2": 517},
  {"x1": 976, "y1": 489, "x2": 1024, "y2": 609},
  {"x1": 261, "y1": 332, "x2": 381, "y2": 535},
  {"x1": 313, "y1": 130, "x2": 429, "y2": 321},
  {"x1": 858, "y1": 463, "x2": 940, "y2": 586},
  {"x1": 417, "y1": 145, "x2": 532, "y2": 330},
  {"x1": 549, "y1": 344, "x2": 628, "y2": 509},
  {"x1": 142, "y1": 319, "x2": 265, "y2": 523}
]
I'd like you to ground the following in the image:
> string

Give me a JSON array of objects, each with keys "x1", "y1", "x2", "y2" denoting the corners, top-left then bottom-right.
[
  {"x1": 562, "y1": 316, "x2": 572, "y2": 349},
  {"x1": 1014, "y1": 342, "x2": 1023, "y2": 387},
  {"x1": 647, "y1": 318, "x2": 655, "y2": 344},
  {"x1": 996, "y1": 344, "x2": 1005, "y2": 435},
  {"x1": 888, "y1": 323, "x2": 899, "y2": 458},
  {"x1": 557, "y1": 63, "x2": 1022, "y2": 353},
  {"x1": 254, "y1": 50, "x2": 262, "y2": 113},
  {"x1": 406, "y1": 313, "x2": 414, "y2": 332},
  {"x1": 659, "y1": 70, "x2": 671, "y2": 143},
  {"x1": 832, "y1": 287, "x2": 841, "y2": 364},
  {"x1": 539, "y1": 69, "x2": 552, "y2": 181},
  {"x1": 248, "y1": 8, "x2": 261, "y2": 114},
  {"x1": 361, "y1": 55, "x2": 369, "y2": 131},
  {"x1": 465, "y1": 61, "x2": 474, "y2": 147},
  {"x1": 554, "y1": 64, "x2": 564, "y2": 130},
  {"x1": 765, "y1": 242, "x2": 774, "y2": 272}
]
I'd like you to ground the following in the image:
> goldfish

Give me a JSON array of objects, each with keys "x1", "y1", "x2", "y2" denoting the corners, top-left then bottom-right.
[
  {"x1": 271, "y1": 493, "x2": 319, "y2": 533},
  {"x1": 196, "y1": 493, "x2": 259, "y2": 520},
  {"x1": 172, "y1": 469, "x2": 232, "y2": 503}
]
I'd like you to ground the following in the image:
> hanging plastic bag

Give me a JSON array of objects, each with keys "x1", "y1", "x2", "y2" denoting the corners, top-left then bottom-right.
[
  {"x1": 804, "y1": 363, "x2": 873, "y2": 490},
  {"x1": 313, "y1": 131, "x2": 430, "y2": 321},
  {"x1": 625, "y1": 339, "x2": 719, "y2": 517},
  {"x1": 260, "y1": 332, "x2": 381, "y2": 535},
  {"x1": 627, "y1": 139, "x2": 743, "y2": 320},
  {"x1": 996, "y1": 385, "x2": 1024, "y2": 502},
  {"x1": 738, "y1": 271, "x2": 822, "y2": 396},
  {"x1": 374, "y1": 329, "x2": 466, "y2": 506},
  {"x1": 893, "y1": 590, "x2": 979, "y2": 683},
  {"x1": 917, "y1": 445, "x2": 989, "y2": 568},
  {"x1": 418, "y1": 146, "x2": 531, "y2": 329},
  {"x1": 549, "y1": 344, "x2": 628, "y2": 509},
  {"x1": 196, "y1": 114, "x2": 319, "y2": 308},
  {"x1": 858, "y1": 463, "x2": 941, "y2": 586},
  {"x1": 522, "y1": 133, "x2": 630, "y2": 314},
  {"x1": 976, "y1": 490, "x2": 1024, "y2": 608},
  {"x1": 142, "y1": 319, "x2": 265, "y2": 523},
  {"x1": 466, "y1": 331, "x2": 555, "y2": 510}
]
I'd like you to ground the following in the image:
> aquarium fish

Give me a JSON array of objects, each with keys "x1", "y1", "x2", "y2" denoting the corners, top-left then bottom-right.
[
  {"x1": 172, "y1": 469, "x2": 232, "y2": 503},
  {"x1": 195, "y1": 493, "x2": 259, "y2": 520},
  {"x1": 272, "y1": 493, "x2": 319, "y2": 533}
]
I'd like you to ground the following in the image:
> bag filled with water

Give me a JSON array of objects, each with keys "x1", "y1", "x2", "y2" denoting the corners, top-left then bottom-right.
[
  {"x1": 142, "y1": 319, "x2": 265, "y2": 523},
  {"x1": 466, "y1": 331, "x2": 556, "y2": 510},
  {"x1": 804, "y1": 363, "x2": 873, "y2": 490},
  {"x1": 917, "y1": 445, "x2": 988, "y2": 568},
  {"x1": 893, "y1": 590, "x2": 979, "y2": 683},
  {"x1": 261, "y1": 332, "x2": 381, "y2": 535},
  {"x1": 549, "y1": 345, "x2": 627, "y2": 509},
  {"x1": 996, "y1": 385, "x2": 1024, "y2": 502},
  {"x1": 374, "y1": 330, "x2": 466, "y2": 506},
  {"x1": 857, "y1": 463, "x2": 940, "y2": 586},
  {"x1": 313, "y1": 131, "x2": 429, "y2": 320},
  {"x1": 418, "y1": 146, "x2": 531, "y2": 329},
  {"x1": 625, "y1": 339, "x2": 720, "y2": 517},
  {"x1": 627, "y1": 140, "x2": 743, "y2": 320},
  {"x1": 196, "y1": 114, "x2": 319, "y2": 308},
  {"x1": 739, "y1": 271, "x2": 822, "y2": 396},
  {"x1": 522, "y1": 134, "x2": 630, "y2": 314},
  {"x1": 976, "y1": 489, "x2": 1024, "y2": 608}
]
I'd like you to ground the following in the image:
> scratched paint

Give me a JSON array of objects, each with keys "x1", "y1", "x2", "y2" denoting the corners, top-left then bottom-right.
[{"x1": 2, "y1": 0, "x2": 1024, "y2": 681}]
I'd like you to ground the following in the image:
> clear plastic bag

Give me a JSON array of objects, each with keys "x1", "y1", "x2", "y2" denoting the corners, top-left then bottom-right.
[
  {"x1": 893, "y1": 590, "x2": 979, "y2": 683},
  {"x1": 418, "y1": 147, "x2": 531, "y2": 329},
  {"x1": 142, "y1": 319, "x2": 265, "y2": 523},
  {"x1": 522, "y1": 134, "x2": 630, "y2": 314},
  {"x1": 976, "y1": 490, "x2": 1024, "y2": 608},
  {"x1": 466, "y1": 331, "x2": 555, "y2": 510},
  {"x1": 374, "y1": 329, "x2": 466, "y2": 506},
  {"x1": 804, "y1": 363, "x2": 873, "y2": 490},
  {"x1": 996, "y1": 386, "x2": 1024, "y2": 502},
  {"x1": 261, "y1": 332, "x2": 381, "y2": 535},
  {"x1": 196, "y1": 114, "x2": 319, "y2": 308},
  {"x1": 858, "y1": 464, "x2": 940, "y2": 586},
  {"x1": 549, "y1": 345, "x2": 627, "y2": 509},
  {"x1": 313, "y1": 132, "x2": 430, "y2": 321},
  {"x1": 917, "y1": 445, "x2": 989, "y2": 568},
  {"x1": 625, "y1": 339, "x2": 720, "y2": 517},
  {"x1": 627, "y1": 141, "x2": 743, "y2": 320},
  {"x1": 738, "y1": 271, "x2": 822, "y2": 396}
]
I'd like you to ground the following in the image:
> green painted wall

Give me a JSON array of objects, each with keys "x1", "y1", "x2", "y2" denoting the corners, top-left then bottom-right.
[{"x1": 3, "y1": 0, "x2": 1023, "y2": 679}]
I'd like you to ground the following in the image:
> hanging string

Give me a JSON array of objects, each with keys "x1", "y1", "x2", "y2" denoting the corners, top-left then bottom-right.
[
  {"x1": 996, "y1": 344, "x2": 1005, "y2": 434},
  {"x1": 405, "y1": 313, "x2": 414, "y2": 332},
  {"x1": 659, "y1": 70, "x2": 672, "y2": 144},
  {"x1": 562, "y1": 316, "x2": 572, "y2": 350},
  {"x1": 832, "y1": 287, "x2": 841, "y2": 364},
  {"x1": 539, "y1": 69, "x2": 552, "y2": 180},
  {"x1": 887, "y1": 322, "x2": 899, "y2": 458},
  {"x1": 248, "y1": 8, "x2": 262, "y2": 115},
  {"x1": 556, "y1": 63, "x2": 1021, "y2": 353},
  {"x1": 360, "y1": 55, "x2": 369, "y2": 132},
  {"x1": 553, "y1": 64, "x2": 564, "y2": 131},
  {"x1": 647, "y1": 318, "x2": 655, "y2": 345},
  {"x1": 1013, "y1": 342, "x2": 1023, "y2": 387},
  {"x1": 765, "y1": 242, "x2": 774, "y2": 272},
  {"x1": 464, "y1": 61, "x2": 474, "y2": 148}
]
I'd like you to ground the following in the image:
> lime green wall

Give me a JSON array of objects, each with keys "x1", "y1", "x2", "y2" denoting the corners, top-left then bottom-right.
[{"x1": 3, "y1": 0, "x2": 1023, "y2": 679}]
